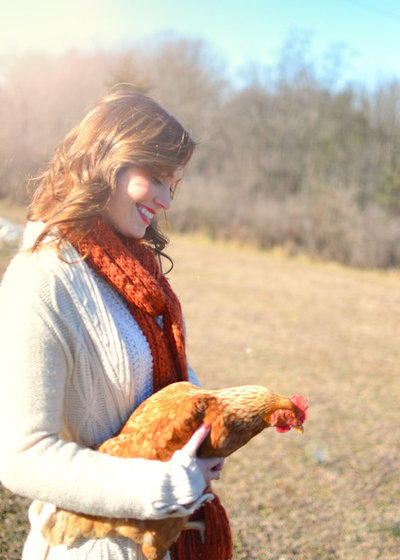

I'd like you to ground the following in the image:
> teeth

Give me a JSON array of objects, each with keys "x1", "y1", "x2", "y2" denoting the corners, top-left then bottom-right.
[{"x1": 138, "y1": 206, "x2": 153, "y2": 221}]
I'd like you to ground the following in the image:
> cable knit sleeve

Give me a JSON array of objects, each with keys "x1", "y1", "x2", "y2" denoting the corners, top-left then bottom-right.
[{"x1": 0, "y1": 249, "x2": 211, "y2": 521}]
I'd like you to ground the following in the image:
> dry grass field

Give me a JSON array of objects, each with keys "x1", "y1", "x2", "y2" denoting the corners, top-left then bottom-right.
[
  {"x1": 168, "y1": 235, "x2": 400, "y2": 560},
  {"x1": 0, "y1": 202, "x2": 399, "y2": 559}
]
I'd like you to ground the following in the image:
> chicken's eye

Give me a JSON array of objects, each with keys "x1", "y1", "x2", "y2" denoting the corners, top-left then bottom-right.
[{"x1": 283, "y1": 411, "x2": 294, "y2": 421}]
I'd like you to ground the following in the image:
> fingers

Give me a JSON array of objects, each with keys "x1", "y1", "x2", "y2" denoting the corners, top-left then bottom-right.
[
  {"x1": 198, "y1": 457, "x2": 225, "y2": 483},
  {"x1": 181, "y1": 424, "x2": 225, "y2": 485},
  {"x1": 210, "y1": 458, "x2": 225, "y2": 479},
  {"x1": 212, "y1": 460, "x2": 224, "y2": 480},
  {"x1": 181, "y1": 423, "x2": 211, "y2": 457},
  {"x1": 212, "y1": 459, "x2": 224, "y2": 472}
]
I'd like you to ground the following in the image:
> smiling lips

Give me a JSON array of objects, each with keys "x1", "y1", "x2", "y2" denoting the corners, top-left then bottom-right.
[{"x1": 137, "y1": 204, "x2": 155, "y2": 225}]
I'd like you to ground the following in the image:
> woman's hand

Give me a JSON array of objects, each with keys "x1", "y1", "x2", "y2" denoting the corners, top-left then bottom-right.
[{"x1": 181, "y1": 423, "x2": 224, "y2": 485}]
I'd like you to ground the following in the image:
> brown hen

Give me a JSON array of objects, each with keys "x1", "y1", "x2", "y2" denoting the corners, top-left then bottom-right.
[{"x1": 41, "y1": 381, "x2": 308, "y2": 560}]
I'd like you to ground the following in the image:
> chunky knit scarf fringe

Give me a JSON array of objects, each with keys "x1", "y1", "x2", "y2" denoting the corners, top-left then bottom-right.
[{"x1": 77, "y1": 219, "x2": 233, "y2": 560}]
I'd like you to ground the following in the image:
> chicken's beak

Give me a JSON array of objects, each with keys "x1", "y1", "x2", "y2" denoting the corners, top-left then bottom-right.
[{"x1": 295, "y1": 424, "x2": 304, "y2": 434}]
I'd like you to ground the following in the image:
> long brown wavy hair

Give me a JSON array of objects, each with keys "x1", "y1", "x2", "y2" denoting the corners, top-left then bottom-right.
[{"x1": 28, "y1": 86, "x2": 195, "y2": 259}]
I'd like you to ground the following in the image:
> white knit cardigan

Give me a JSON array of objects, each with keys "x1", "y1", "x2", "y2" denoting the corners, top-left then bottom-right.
[{"x1": 0, "y1": 222, "x2": 210, "y2": 560}]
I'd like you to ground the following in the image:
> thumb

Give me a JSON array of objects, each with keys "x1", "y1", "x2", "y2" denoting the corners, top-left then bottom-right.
[{"x1": 181, "y1": 423, "x2": 211, "y2": 457}]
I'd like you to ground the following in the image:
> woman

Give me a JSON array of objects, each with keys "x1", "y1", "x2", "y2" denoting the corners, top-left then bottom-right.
[{"x1": 0, "y1": 88, "x2": 232, "y2": 560}]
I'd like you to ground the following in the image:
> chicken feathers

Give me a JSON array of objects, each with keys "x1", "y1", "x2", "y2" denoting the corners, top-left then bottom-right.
[{"x1": 41, "y1": 382, "x2": 308, "y2": 560}]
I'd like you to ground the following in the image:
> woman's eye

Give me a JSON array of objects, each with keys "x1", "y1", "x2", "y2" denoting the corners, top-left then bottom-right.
[
  {"x1": 150, "y1": 174, "x2": 179, "y2": 199},
  {"x1": 152, "y1": 176, "x2": 177, "y2": 197}
]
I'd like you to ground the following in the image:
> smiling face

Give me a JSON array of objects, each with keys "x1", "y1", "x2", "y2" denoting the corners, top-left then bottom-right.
[{"x1": 103, "y1": 166, "x2": 184, "y2": 238}]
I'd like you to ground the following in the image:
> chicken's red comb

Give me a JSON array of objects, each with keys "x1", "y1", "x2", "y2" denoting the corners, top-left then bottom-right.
[{"x1": 290, "y1": 394, "x2": 308, "y2": 422}]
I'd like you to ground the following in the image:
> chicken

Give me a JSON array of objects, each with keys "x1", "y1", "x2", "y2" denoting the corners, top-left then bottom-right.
[{"x1": 41, "y1": 382, "x2": 308, "y2": 560}]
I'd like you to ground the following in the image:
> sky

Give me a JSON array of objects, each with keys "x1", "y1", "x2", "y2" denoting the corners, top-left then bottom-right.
[{"x1": 1, "y1": 0, "x2": 400, "y2": 87}]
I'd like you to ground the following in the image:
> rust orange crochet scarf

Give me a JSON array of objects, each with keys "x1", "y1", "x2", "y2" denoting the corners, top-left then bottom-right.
[{"x1": 76, "y1": 219, "x2": 233, "y2": 560}]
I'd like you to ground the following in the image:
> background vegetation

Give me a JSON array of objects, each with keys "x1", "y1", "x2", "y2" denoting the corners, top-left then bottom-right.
[{"x1": 1, "y1": 32, "x2": 400, "y2": 268}]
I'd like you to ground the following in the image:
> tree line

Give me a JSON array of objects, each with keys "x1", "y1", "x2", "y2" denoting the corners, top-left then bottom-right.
[{"x1": 1, "y1": 33, "x2": 399, "y2": 268}]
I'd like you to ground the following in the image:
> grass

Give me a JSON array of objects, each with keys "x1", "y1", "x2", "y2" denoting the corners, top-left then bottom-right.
[
  {"x1": 168, "y1": 235, "x2": 400, "y2": 560},
  {"x1": 1, "y1": 203, "x2": 400, "y2": 559}
]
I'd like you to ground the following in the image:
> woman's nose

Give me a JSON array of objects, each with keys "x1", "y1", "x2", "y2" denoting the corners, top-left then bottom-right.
[{"x1": 155, "y1": 185, "x2": 171, "y2": 210}]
